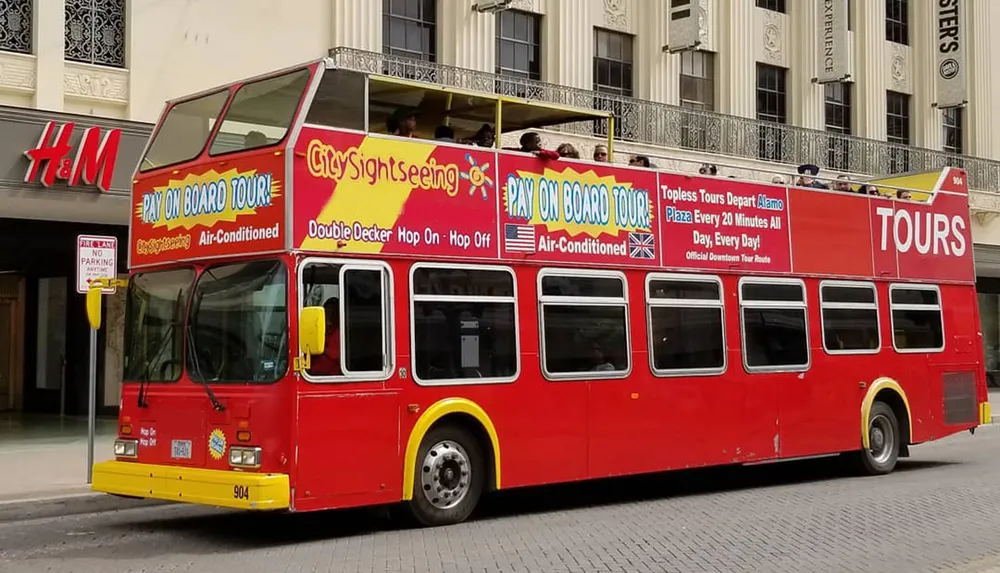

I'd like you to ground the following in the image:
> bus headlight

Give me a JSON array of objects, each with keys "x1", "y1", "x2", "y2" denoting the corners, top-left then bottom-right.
[
  {"x1": 229, "y1": 446, "x2": 261, "y2": 468},
  {"x1": 114, "y1": 439, "x2": 138, "y2": 458}
]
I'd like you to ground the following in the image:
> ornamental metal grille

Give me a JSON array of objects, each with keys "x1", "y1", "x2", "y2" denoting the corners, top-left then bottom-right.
[
  {"x1": 327, "y1": 47, "x2": 1000, "y2": 192},
  {"x1": 65, "y1": 0, "x2": 125, "y2": 68},
  {"x1": 0, "y1": 0, "x2": 31, "y2": 54}
]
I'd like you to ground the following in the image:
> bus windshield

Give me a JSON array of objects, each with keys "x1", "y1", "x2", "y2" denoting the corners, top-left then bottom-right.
[
  {"x1": 138, "y1": 66, "x2": 311, "y2": 173},
  {"x1": 123, "y1": 268, "x2": 195, "y2": 382},
  {"x1": 186, "y1": 259, "x2": 289, "y2": 383}
]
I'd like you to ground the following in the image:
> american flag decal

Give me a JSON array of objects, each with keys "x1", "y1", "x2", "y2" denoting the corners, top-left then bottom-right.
[
  {"x1": 504, "y1": 223, "x2": 536, "y2": 253},
  {"x1": 628, "y1": 231, "x2": 655, "y2": 260}
]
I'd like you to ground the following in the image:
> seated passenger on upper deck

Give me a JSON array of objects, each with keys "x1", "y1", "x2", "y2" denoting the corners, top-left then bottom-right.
[
  {"x1": 795, "y1": 164, "x2": 829, "y2": 189},
  {"x1": 386, "y1": 106, "x2": 419, "y2": 138}
]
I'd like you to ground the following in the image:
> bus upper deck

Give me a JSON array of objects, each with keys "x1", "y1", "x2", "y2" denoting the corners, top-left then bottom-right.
[{"x1": 128, "y1": 57, "x2": 974, "y2": 289}]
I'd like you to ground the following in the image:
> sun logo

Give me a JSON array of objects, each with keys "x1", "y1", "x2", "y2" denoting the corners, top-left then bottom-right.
[{"x1": 459, "y1": 154, "x2": 494, "y2": 200}]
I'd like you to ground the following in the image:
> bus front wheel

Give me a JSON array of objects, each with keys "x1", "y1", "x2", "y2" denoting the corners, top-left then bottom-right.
[
  {"x1": 853, "y1": 401, "x2": 900, "y2": 476},
  {"x1": 405, "y1": 425, "x2": 485, "y2": 527}
]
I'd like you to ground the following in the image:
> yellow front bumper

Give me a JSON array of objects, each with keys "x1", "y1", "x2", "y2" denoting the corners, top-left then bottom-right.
[{"x1": 91, "y1": 461, "x2": 290, "y2": 510}]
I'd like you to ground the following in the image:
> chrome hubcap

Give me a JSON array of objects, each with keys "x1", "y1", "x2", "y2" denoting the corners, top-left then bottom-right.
[
  {"x1": 869, "y1": 414, "x2": 894, "y2": 465},
  {"x1": 420, "y1": 440, "x2": 471, "y2": 510}
]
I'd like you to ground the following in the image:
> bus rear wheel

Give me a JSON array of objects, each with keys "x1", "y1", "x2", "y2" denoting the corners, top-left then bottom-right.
[
  {"x1": 405, "y1": 425, "x2": 485, "y2": 527},
  {"x1": 853, "y1": 401, "x2": 900, "y2": 476}
]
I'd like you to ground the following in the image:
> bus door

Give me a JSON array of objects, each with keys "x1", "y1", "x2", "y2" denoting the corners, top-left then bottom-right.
[{"x1": 294, "y1": 258, "x2": 400, "y2": 505}]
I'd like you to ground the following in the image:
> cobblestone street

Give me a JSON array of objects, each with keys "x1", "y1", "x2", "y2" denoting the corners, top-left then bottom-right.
[{"x1": 3, "y1": 426, "x2": 1000, "y2": 573}]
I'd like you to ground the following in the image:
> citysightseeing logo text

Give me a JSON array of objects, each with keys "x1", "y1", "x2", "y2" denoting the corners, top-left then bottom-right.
[
  {"x1": 306, "y1": 138, "x2": 461, "y2": 197},
  {"x1": 136, "y1": 168, "x2": 279, "y2": 230}
]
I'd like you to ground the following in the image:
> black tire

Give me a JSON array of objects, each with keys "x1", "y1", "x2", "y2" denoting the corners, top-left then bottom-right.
[
  {"x1": 852, "y1": 401, "x2": 900, "y2": 476},
  {"x1": 404, "y1": 425, "x2": 485, "y2": 527}
]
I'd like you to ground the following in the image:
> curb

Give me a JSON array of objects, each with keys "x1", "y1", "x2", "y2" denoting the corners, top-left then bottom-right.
[{"x1": 0, "y1": 490, "x2": 165, "y2": 523}]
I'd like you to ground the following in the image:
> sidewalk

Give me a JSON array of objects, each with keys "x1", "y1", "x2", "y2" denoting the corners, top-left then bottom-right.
[{"x1": 0, "y1": 413, "x2": 158, "y2": 520}]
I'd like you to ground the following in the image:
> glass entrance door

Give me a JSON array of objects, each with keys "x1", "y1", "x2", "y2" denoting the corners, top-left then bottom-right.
[{"x1": 0, "y1": 299, "x2": 13, "y2": 411}]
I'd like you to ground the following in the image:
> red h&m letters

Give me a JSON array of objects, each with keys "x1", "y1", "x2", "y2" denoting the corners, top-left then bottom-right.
[{"x1": 24, "y1": 121, "x2": 122, "y2": 193}]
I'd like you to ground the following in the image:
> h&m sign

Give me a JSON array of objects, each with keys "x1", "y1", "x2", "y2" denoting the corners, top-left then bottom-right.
[{"x1": 23, "y1": 121, "x2": 123, "y2": 193}]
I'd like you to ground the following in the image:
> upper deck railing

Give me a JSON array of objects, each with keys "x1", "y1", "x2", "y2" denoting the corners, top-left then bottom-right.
[{"x1": 328, "y1": 47, "x2": 1000, "y2": 193}]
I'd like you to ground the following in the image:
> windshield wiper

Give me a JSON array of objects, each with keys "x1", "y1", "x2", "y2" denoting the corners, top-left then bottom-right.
[
  {"x1": 136, "y1": 320, "x2": 180, "y2": 408},
  {"x1": 186, "y1": 324, "x2": 225, "y2": 411}
]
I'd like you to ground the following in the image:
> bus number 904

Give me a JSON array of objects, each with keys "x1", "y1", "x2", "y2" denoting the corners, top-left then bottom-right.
[{"x1": 233, "y1": 485, "x2": 250, "y2": 500}]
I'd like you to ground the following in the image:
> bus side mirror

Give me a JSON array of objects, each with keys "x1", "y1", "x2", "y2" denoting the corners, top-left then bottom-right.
[
  {"x1": 299, "y1": 306, "x2": 326, "y2": 356},
  {"x1": 86, "y1": 288, "x2": 103, "y2": 330}
]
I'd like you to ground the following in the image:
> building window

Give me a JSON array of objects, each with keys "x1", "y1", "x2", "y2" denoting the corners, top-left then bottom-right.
[
  {"x1": 496, "y1": 10, "x2": 540, "y2": 80},
  {"x1": 886, "y1": 0, "x2": 908, "y2": 45},
  {"x1": 0, "y1": 0, "x2": 32, "y2": 54},
  {"x1": 679, "y1": 50, "x2": 716, "y2": 151},
  {"x1": 756, "y1": 64, "x2": 787, "y2": 162},
  {"x1": 820, "y1": 282, "x2": 880, "y2": 354},
  {"x1": 740, "y1": 279, "x2": 809, "y2": 371},
  {"x1": 647, "y1": 275, "x2": 726, "y2": 375},
  {"x1": 825, "y1": 82, "x2": 852, "y2": 171},
  {"x1": 382, "y1": 0, "x2": 437, "y2": 62},
  {"x1": 64, "y1": 0, "x2": 126, "y2": 68},
  {"x1": 756, "y1": 0, "x2": 786, "y2": 13},
  {"x1": 889, "y1": 285, "x2": 944, "y2": 352},
  {"x1": 411, "y1": 265, "x2": 518, "y2": 384},
  {"x1": 887, "y1": 91, "x2": 910, "y2": 173},
  {"x1": 539, "y1": 271, "x2": 630, "y2": 378},
  {"x1": 943, "y1": 108, "x2": 963, "y2": 155},
  {"x1": 593, "y1": 28, "x2": 635, "y2": 140}
]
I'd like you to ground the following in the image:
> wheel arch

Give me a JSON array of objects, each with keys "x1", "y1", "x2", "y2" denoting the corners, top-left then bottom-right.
[
  {"x1": 860, "y1": 377, "x2": 913, "y2": 449},
  {"x1": 402, "y1": 398, "x2": 501, "y2": 501}
]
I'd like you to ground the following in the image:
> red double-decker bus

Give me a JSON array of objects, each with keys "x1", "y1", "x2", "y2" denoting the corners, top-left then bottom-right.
[{"x1": 91, "y1": 59, "x2": 991, "y2": 527}]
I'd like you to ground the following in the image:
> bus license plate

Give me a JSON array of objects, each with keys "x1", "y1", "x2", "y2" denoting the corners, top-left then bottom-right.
[{"x1": 171, "y1": 440, "x2": 192, "y2": 460}]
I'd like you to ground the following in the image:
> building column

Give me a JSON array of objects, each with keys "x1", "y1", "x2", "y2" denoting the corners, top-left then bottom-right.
[
  {"x1": 635, "y1": 0, "x2": 676, "y2": 105},
  {"x1": 33, "y1": 0, "x2": 65, "y2": 111},
  {"x1": 789, "y1": 0, "x2": 823, "y2": 129},
  {"x1": 911, "y1": 0, "x2": 940, "y2": 150},
  {"x1": 438, "y1": 0, "x2": 494, "y2": 72},
  {"x1": 968, "y1": 0, "x2": 993, "y2": 157},
  {"x1": 331, "y1": 0, "x2": 381, "y2": 53},
  {"x1": 543, "y1": 0, "x2": 593, "y2": 90},
  {"x1": 854, "y1": 1, "x2": 886, "y2": 140},
  {"x1": 718, "y1": 0, "x2": 754, "y2": 117}
]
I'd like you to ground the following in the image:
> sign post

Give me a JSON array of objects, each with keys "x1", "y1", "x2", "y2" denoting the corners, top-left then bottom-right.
[{"x1": 77, "y1": 235, "x2": 118, "y2": 484}]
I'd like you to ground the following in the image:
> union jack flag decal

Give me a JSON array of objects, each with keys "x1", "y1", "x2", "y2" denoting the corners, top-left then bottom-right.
[{"x1": 628, "y1": 231, "x2": 655, "y2": 260}]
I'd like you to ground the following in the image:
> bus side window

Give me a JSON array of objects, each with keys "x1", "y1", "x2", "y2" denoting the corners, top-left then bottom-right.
[
  {"x1": 889, "y1": 285, "x2": 945, "y2": 352},
  {"x1": 819, "y1": 282, "x2": 880, "y2": 354},
  {"x1": 739, "y1": 280, "x2": 809, "y2": 371},
  {"x1": 410, "y1": 264, "x2": 518, "y2": 384},
  {"x1": 538, "y1": 271, "x2": 630, "y2": 378},
  {"x1": 303, "y1": 69, "x2": 367, "y2": 131},
  {"x1": 646, "y1": 275, "x2": 725, "y2": 375}
]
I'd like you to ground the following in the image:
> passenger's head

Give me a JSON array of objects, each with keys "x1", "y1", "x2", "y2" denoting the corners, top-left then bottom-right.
[
  {"x1": 244, "y1": 130, "x2": 268, "y2": 148},
  {"x1": 797, "y1": 163, "x2": 820, "y2": 183},
  {"x1": 833, "y1": 174, "x2": 852, "y2": 192},
  {"x1": 897, "y1": 189, "x2": 912, "y2": 200},
  {"x1": 434, "y1": 125, "x2": 455, "y2": 141},
  {"x1": 556, "y1": 143, "x2": 580, "y2": 158},
  {"x1": 520, "y1": 132, "x2": 541, "y2": 152},
  {"x1": 629, "y1": 155, "x2": 651, "y2": 168},
  {"x1": 699, "y1": 163, "x2": 718, "y2": 176},
  {"x1": 474, "y1": 124, "x2": 495, "y2": 147},
  {"x1": 593, "y1": 144, "x2": 608, "y2": 162},
  {"x1": 387, "y1": 106, "x2": 419, "y2": 136}
]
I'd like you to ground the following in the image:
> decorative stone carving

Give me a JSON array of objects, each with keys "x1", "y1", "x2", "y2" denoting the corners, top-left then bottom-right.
[
  {"x1": 760, "y1": 9, "x2": 784, "y2": 66},
  {"x1": 0, "y1": 51, "x2": 35, "y2": 92},
  {"x1": 697, "y1": 1, "x2": 711, "y2": 49},
  {"x1": 507, "y1": 0, "x2": 536, "y2": 11},
  {"x1": 63, "y1": 63, "x2": 128, "y2": 103},
  {"x1": 886, "y1": 42, "x2": 911, "y2": 93},
  {"x1": 603, "y1": 0, "x2": 628, "y2": 31}
]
